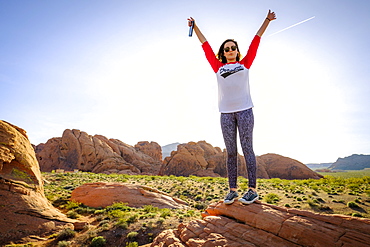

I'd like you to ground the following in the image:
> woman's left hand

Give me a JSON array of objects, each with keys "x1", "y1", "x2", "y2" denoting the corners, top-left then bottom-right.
[{"x1": 267, "y1": 10, "x2": 276, "y2": 21}]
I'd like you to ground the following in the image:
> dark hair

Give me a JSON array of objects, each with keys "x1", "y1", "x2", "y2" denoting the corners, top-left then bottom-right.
[{"x1": 217, "y1": 39, "x2": 241, "y2": 63}]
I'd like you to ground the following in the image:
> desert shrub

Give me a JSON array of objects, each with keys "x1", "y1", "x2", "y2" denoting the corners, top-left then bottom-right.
[
  {"x1": 194, "y1": 195, "x2": 202, "y2": 201},
  {"x1": 106, "y1": 202, "x2": 132, "y2": 212},
  {"x1": 66, "y1": 210, "x2": 80, "y2": 219},
  {"x1": 194, "y1": 202, "x2": 207, "y2": 210},
  {"x1": 57, "y1": 241, "x2": 71, "y2": 247},
  {"x1": 108, "y1": 209, "x2": 128, "y2": 219},
  {"x1": 352, "y1": 213, "x2": 362, "y2": 217},
  {"x1": 347, "y1": 201, "x2": 359, "y2": 208},
  {"x1": 307, "y1": 199, "x2": 318, "y2": 208},
  {"x1": 142, "y1": 205, "x2": 159, "y2": 213},
  {"x1": 127, "y1": 213, "x2": 139, "y2": 224},
  {"x1": 116, "y1": 218, "x2": 128, "y2": 229},
  {"x1": 264, "y1": 193, "x2": 280, "y2": 204},
  {"x1": 284, "y1": 204, "x2": 291, "y2": 208},
  {"x1": 160, "y1": 208, "x2": 171, "y2": 218},
  {"x1": 127, "y1": 231, "x2": 139, "y2": 239},
  {"x1": 90, "y1": 236, "x2": 106, "y2": 247},
  {"x1": 56, "y1": 228, "x2": 76, "y2": 241},
  {"x1": 126, "y1": 242, "x2": 138, "y2": 247},
  {"x1": 365, "y1": 189, "x2": 370, "y2": 197},
  {"x1": 65, "y1": 200, "x2": 81, "y2": 210}
]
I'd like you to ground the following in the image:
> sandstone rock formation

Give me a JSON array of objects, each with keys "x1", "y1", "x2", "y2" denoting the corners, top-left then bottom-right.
[
  {"x1": 258, "y1": 153, "x2": 323, "y2": 179},
  {"x1": 36, "y1": 129, "x2": 162, "y2": 175},
  {"x1": 0, "y1": 121, "x2": 75, "y2": 245},
  {"x1": 135, "y1": 141, "x2": 162, "y2": 161},
  {"x1": 70, "y1": 182, "x2": 188, "y2": 209},
  {"x1": 160, "y1": 141, "x2": 249, "y2": 178},
  {"x1": 151, "y1": 201, "x2": 370, "y2": 247},
  {"x1": 160, "y1": 141, "x2": 322, "y2": 180}
]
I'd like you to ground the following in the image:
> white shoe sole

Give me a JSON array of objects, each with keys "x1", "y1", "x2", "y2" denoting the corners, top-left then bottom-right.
[
  {"x1": 238, "y1": 196, "x2": 259, "y2": 205},
  {"x1": 223, "y1": 198, "x2": 237, "y2": 204}
]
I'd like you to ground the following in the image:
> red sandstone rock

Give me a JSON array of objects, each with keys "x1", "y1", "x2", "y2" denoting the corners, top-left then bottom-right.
[
  {"x1": 160, "y1": 141, "x2": 247, "y2": 178},
  {"x1": 0, "y1": 121, "x2": 75, "y2": 245},
  {"x1": 258, "y1": 153, "x2": 323, "y2": 179},
  {"x1": 160, "y1": 141, "x2": 322, "y2": 180},
  {"x1": 135, "y1": 141, "x2": 162, "y2": 161},
  {"x1": 70, "y1": 182, "x2": 188, "y2": 209},
  {"x1": 151, "y1": 201, "x2": 370, "y2": 247},
  {"x1": 36, "y1": 129, "x2": 162, "y2": 175}
]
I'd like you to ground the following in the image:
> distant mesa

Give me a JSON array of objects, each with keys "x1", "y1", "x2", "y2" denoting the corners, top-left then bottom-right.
[
  {"x1": 305, "y1": 162, "x2": 332, "y2": 170},
  {"x1": 161, "y1": 142, "x2": 181, "y2": 159},
  {"x1": 329, "y1": 154, "x2": 370, "y2": 170}
]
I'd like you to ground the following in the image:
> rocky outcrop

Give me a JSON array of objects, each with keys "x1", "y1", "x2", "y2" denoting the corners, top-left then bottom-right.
[
  {"x1": 70, "y1": 182, "x2": 188, "y2": 209},
  {"x1": 151, "y1": 201, "x2": 370, "y2": 247},
  {"x1": 258, "y1": 153, "x2": 323, "y2": 179},
  {"x1": 35, "y1": 129, "x2": 162, "y2": 175},
  {"x1": 0, "y1": 121, "x2": 74, "y2": 245},
  {"x1": 160, "y1": 141, "x2": 322, "y2": 180},
  {"x1": 135, "y1": 141, "x2": 162, "y2": 161},
  {"x1": 160, "y1": 141, "x2": 241, "y2": 178}
]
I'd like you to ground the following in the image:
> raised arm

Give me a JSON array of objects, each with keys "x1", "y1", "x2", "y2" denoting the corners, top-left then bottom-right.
[
  {"x1": 256, "y1": 10, "x2": 276, "y2": 37},
  {"x1": 188, "y1": 17, "x2": 207, "y2": 44}
]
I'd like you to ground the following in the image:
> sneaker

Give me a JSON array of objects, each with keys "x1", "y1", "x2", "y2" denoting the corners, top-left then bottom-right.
[
  {"x1": 239, "y1": 189, "x2": 259, "y2": 205},
  {"x1": 223, "y1": 190, "x2": 239, "y2": 204}
]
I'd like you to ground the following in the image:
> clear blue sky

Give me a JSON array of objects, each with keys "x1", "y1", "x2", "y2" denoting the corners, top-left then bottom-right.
[{"x1": 1, "y1": 0, "x2": 369, "y2": 163}]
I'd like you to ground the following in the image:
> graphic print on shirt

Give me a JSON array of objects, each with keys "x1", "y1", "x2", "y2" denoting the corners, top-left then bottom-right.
[{"x1": 219, "y1": 65, "x2": 244, "y2": 78}]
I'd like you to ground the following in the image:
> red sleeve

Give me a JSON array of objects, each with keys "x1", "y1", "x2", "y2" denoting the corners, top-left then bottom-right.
[
  {"x1": 240, "y1": 35, "x2": 261, "y2": 69},
  {"x1": 202, "y1": 41, "x2": 223, "y2": 73}
]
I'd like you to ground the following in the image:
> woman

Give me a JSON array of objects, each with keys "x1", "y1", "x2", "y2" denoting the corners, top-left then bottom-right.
[{"x1": 188, "y1": 10, "x2": 276, "y2": 205}]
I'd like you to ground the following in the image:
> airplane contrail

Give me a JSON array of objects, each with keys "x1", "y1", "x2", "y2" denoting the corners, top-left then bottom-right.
[{"x1": 268, "y1": 16, "x2": 315, "y2": 37}]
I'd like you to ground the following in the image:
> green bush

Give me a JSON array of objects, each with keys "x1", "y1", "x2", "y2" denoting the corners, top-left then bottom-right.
[
  {"x1": 56, "y1": 228, "x2": 76, "y2": 241},
  {"x1": 160, "y1": 208, "x2": 171, "y2": 218},
  {"x1": 142, "y1": 205, "x2": 159, "y2": 213},
  {"x1": 347, "y1": 201, "x2": 359, "y2": 208},
  {"x1": 90, "y1": 236, "x2": 106, "y2": 247},
  {"x1": 66, "y1": 210, "x2": 80, "y2": 219},
  {"x1": 264, "y1": 193, "x2": 280, "y2": 204},
  {"x1": 127, "y1": 231, "x2": 139, "y2": 239},
  {"x1": 65, "y1": 200, "x2": 81, "y2": 210},
  {"x1": 58, "y1": 241, "x2": 71, "y2": 247},
  {"x1": 126, "y1": 242, "x2": 138, "y2": 247}
]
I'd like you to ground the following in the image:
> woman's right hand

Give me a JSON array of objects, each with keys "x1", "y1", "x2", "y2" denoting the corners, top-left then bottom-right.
[
  {"x1": 187, "y1": 17, "x2": 206, "y2": 43},
  {"x1": 187, "y1": 17, "x2": 195, "y2": 27}
]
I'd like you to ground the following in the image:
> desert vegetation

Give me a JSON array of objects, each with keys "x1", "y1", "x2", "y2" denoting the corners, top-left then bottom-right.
[{"x1": 6, "y1": 170, "x2": 370, "y2": 247}]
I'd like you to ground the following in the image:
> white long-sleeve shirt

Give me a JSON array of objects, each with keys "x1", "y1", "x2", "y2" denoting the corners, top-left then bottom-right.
[{"x1": 202, "y1": 35, "x2": 260, "y2": 113}]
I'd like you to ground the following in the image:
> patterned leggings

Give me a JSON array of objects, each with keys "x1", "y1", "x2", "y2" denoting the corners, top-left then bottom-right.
[{"x1": 221, "y1": 108, "x2": 257, "y2": 189}]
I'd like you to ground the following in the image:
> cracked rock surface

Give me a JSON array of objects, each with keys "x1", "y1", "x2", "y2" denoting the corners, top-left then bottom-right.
[{"x1": 151, "y1": 200, "x2": 370, "y2": 247}]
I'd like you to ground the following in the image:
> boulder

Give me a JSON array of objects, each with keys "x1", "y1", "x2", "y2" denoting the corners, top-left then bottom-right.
[
  {"x1": 36, "y1": 129, "x2": 162, "y2": 175},
  {"x1": 257, "y1": 153, "x2": 323, "y2": 179},
  {"x1": 160, "y1": 141, "x2": 322, "y2": 180},
  {"x1": 135, "y1": 141, "x2": 162, "y2": 161},
  {"x1": 0, "y1": 121, "x2": 74, "y2": 245},
  {"x1": 70, "y1": 182, "x2": 188, "y2": 209},
  {"x1": 160, "y1": 141, "x2": 247, "y2": 178},
  {"x1": 151, "y1": 201, "x2": 370, "y2": 247}
]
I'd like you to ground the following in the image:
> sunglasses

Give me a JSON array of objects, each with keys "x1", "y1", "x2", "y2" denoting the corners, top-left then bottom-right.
[{"x1": 224, "y1": 45, "x2": 237, "y2": 52}]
